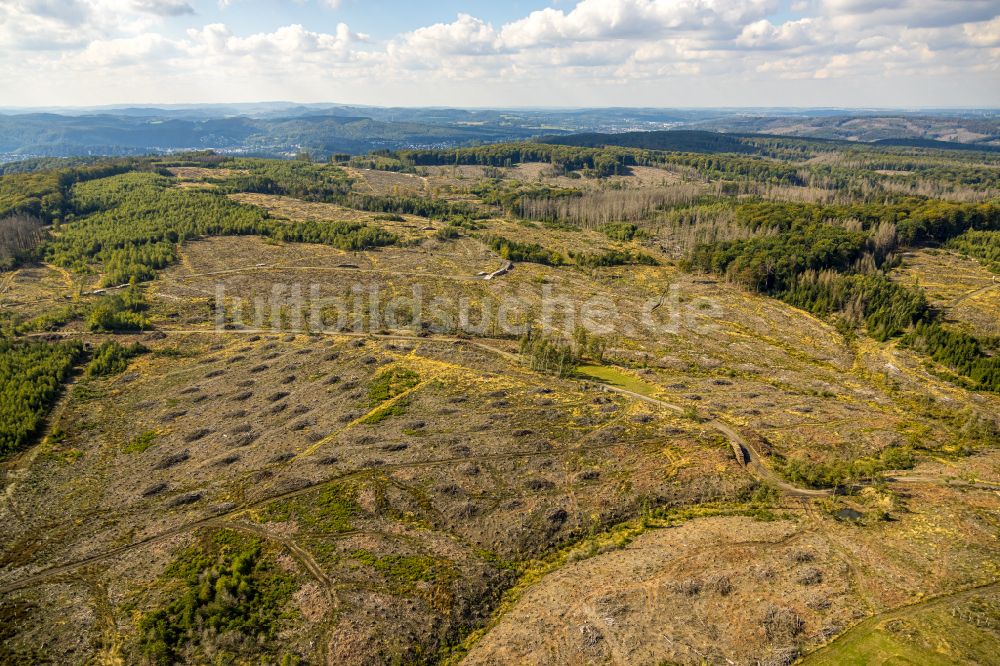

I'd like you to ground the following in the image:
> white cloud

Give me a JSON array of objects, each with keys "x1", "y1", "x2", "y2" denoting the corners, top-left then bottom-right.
[
  {"x1": 1, "y1": 0, "x2": 999, "y2": 106},
  {"x1": 736, "y1": 18, "x2": 820, "y2": 50},
  {"x1": 824, "y1": 0, "x2": 1000, "y2": 29},
  {"x1": 400, "y1": 14, "x2": 500, "y2": 56},
  {"x1": 219, "y1": 0, "x2": 342, "y2": 9},
  {"x1": 0, "y1": 0, "x2": 175, "y2": 50},
  {"x1": 78, "y1": 32, "x2": 179, "y2": 66},
  {"x1": 130, "y1": 0, "x2": 194, "y2": 16},
  {"x1": 963, "y1": 15, "x2": 1000, "y2": 46},
  {"x1": 186, "y1": 22, "x2": 363, "y2": 58},
  {"x1": 500, "y1": 0, "x2": 778, "y2": 47}
]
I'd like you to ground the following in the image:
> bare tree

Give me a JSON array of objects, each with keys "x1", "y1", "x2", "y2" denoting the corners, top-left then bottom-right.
[{"x1": 0, "y1": 214, "x2": 43, "y2": 269}]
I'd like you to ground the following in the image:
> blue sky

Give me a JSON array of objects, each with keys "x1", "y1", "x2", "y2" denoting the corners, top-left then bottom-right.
[
  {"x1": 152, "y1": 0, "x2": 806, "y2": 42},
  {"x1": 222, "y1": 1, "x2": 555, "y2": 40},
  {"x1": 111, "y1": 1, "x2": 565, "y2": 45},
  {"x1": 1, "y1": 0, "x2": 998, "y2": 107}
]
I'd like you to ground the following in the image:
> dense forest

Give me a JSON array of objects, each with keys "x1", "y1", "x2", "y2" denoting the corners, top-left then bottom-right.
[
  {"x1": 84, "y1": 340, "x2": 147, "y2": 377},
  {"x1": 45, "y1": 167, "x2": 397, "y2": 286},
  {"x1": 0, "y1": 161, "x2": 137, "y2": 224},
  {"x1": 541, "y1": 130, "x2": 760, "y2": 154},
  {"x1": 0, "y1": 338, "x2": 83, "y2": 456},
  {"x1": 685, "y1": 200, "x2": 1000, "y2": 390},
  {"x1": 217, "y1": 159, "x2": 353, "y2": 201},
  {"x1": 542, "y1": 129, "x2": 1000, "y2": 157},
  {"x1": 946, "y1": 229, "x2": 1000, "y2": 273}
]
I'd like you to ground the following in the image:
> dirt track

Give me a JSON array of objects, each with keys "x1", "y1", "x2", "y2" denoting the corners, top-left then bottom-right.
[
  {"x1": 595, "y1": 384, "x2": 831, "y2": 498},
  {"x1": 948, "y1": 280, "x2": 998, "y2": 307}
]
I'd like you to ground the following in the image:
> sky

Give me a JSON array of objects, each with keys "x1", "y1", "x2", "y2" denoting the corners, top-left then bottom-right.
[{"x1": 1, "y1": 0, "x2": 999, "y2": 108}]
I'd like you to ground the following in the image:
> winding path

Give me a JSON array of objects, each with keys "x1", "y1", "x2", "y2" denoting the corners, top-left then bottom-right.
[
  {"x1": 948, "y1": 280, "x2": 998, "y2": 308},
  {"x1": 592, "y1": 384, "x2": 831, "y2": 498},
  {"x1": 801, "y1": 580, "x2": 1000, "y2": 663}
]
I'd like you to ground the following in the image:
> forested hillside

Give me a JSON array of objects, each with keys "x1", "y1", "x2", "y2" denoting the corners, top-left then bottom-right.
[
  {"x1": 543, "y1": 129, "x2": 1000, "y2": 154},
  {"x1": 0, "y1": 112, "x2": 543, "y2": 159},
  {"x1": 2, "y1": 107, "x2": 996, "y2": 160}
]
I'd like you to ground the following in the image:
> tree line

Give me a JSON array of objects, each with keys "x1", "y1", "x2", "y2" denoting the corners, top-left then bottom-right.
[
  {"x1": 0, "y1": 161, "x2": 137, "y2": 224},
  {"x1": 0, "y1": 338, "x2": 83, "y2": 457},
  {"x1": 685, "y1": 202, "x2": 1000, "y2": 391},
  {"x1": 946, "y1": 229, "x2": 1000, "y2": 273},
  {"x1": 46, "y1": 171, "x2": 396, "y2": 286},
  {"x1": 483, "y1": 235, "x2": 564, "y2": 265}
]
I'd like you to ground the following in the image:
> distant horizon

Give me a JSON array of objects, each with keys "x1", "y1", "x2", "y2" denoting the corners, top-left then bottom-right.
[{"x1": 2, "y1": 102, "x2": 999, "y2": 114}]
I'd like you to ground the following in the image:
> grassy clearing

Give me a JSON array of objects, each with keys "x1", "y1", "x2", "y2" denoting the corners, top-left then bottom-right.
[
  {"x1": 367, "y1": 366, "x2": 421, "y2": 405},
  {"x1": 576, "y1": 363, "x2": 661, "y2": 398},
  {"x1": 801, "y1": 587, "x2": 1000, "y2": 666},
  {"x1": 893, "y1": 250, "x2": 996, "y2": 307},
  {"x1": 122, "y1": 430, "x2": 157, "y2": 454},
  {"x1": 351, "y1": 549, "x2": 455, "y2": 593},
  {"x1": 804, "y1": 623, "x2": 957, "y2": 665},
  {"x1": 257, "y1": 482, "x2": 359, "y2": 533},
  {"x1": 360, "y1": 365, "x2": 422, "y2": 423}
]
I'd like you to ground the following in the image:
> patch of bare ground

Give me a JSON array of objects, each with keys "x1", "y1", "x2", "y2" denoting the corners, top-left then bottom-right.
[
  {"x1": 0, "y1": 263, "x2": 100, "y2": 324},
  {"x1": 167, "y1": 167, "x2": 247, "y2": 180},
  {"x1": 226, "y1": 191, "x2": 436, "y2": 243},
  {"x1": 3, "y1": 184, "x2": 999, "y2": 663},
  {"x1": 150, "y1": 235, "x2": 520, "y2": 329},
  {"x1": 462, "y1": 467, "x2": 1000, "y2": 665},
  {"x1": 344, "y1": 167, "x2": 428, "y2": 195},
  {"x1": 891, "y1": 249, "x2": 999, "y2": 337},
  {"x1": 606, "y1": 165, "x2": 684, "y2": 187},
  {"x1": 421, "y1": 165, "x2": 499, "y2": 182},
  {"x1": 463, "y1": 515, "x2": 839, "y2": 665},
  {"x1": 0, "y1": 324, "x2": 745, "y2": 663},
  {"x1": 154, "y1": 234, "x2": 998, "y2": 472}
]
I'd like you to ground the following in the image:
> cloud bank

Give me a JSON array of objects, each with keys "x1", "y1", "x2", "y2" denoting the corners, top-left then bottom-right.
[{"x1": 2, "y1": 0, "x2": 998, "y2": 106}]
